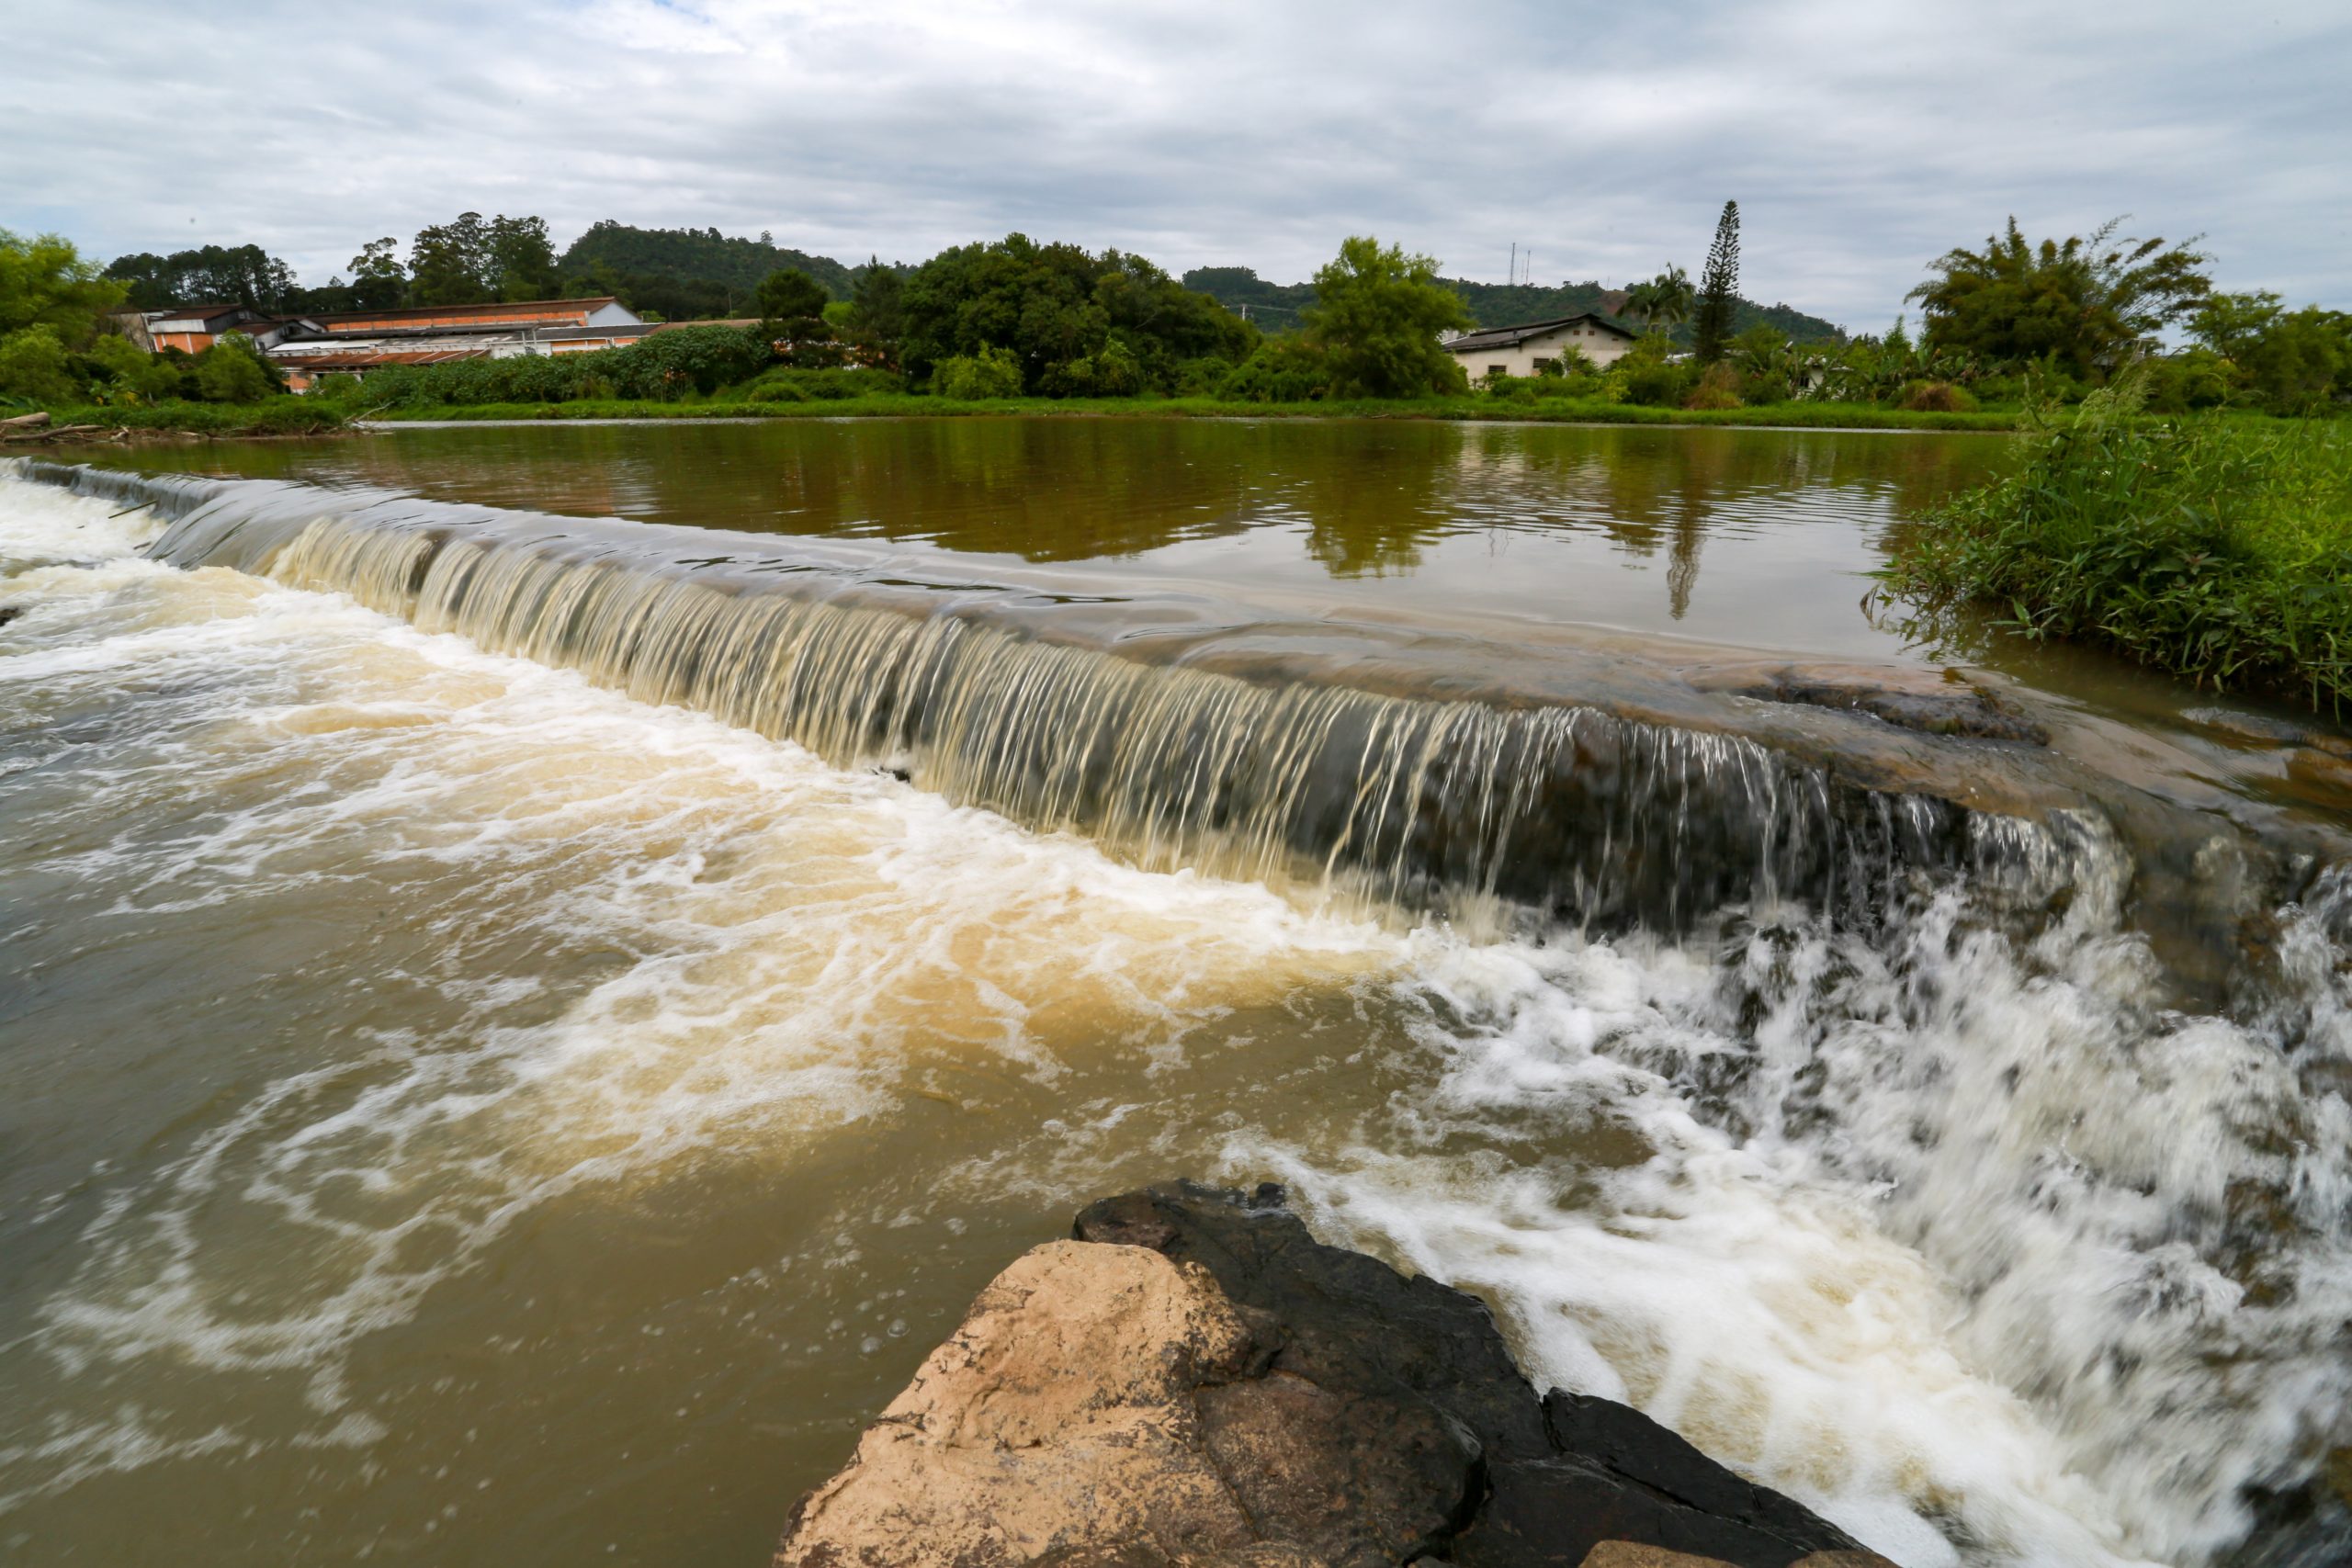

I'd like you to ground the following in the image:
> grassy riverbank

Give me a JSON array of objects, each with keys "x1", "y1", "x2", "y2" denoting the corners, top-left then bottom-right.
[
  {"x1": 1888, "y1": 387, "x2": 2352, "y2": 709},
  {"x1": 364, "y1": 394, "x2": 2023, "y2": 432},
  {"x1": 4, "y1": 400, "x2": 348, "y2": 441}
]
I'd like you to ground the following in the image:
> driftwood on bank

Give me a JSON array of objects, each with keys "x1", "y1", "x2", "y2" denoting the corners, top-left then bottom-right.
[{"x1": 775, "y1": 1182, "x2": 1894, "y2": 1568}]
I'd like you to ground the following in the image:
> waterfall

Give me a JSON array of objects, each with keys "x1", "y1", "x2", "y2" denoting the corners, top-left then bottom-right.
[{"x1": 0, "y1": 460, "x2": 2151, "y2": 936}]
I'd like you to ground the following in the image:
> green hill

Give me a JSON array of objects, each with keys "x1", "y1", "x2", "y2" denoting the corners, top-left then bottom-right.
[
  {"x1": 1182, "y1": 266, "x2": 1846, "y2": 344},
  {"x1": 560, "y1": 221, "x2": 857, "y2": 299}
]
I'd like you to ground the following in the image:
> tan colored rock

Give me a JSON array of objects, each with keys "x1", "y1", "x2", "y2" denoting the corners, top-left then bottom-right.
[
  {"x1": 776, "y1": 1240, "x2": 1264, "y2": 1568},
  {"x1": 1577, "y1": 1544, "x2": 1738, "y2": 1568}
]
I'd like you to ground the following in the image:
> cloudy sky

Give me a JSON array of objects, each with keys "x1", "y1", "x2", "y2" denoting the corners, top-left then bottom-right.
[{"x1": 8, "y1": 0, "x2": 2346, "y2": 331}]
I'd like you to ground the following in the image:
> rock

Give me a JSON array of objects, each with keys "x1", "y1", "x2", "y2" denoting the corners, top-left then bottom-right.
[
  {"x1": 774, "y1": 1235, "x2": 1478, "y2": 1568},
  {"x1": 1579, "y1": 1547, "x2": 1738, "y2": 1568},
  {"x1": 778, "y1": 1184, "x2": 1881, "y2": 1568},
  {"x1": 1683, "y1": 660, "x2": 2046, "y2": 744},
  {"x1": 2182, "y1": 706, "x2": 2352, "y2": 759}
]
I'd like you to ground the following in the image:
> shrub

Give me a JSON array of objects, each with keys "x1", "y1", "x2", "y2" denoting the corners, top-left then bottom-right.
[
  {"x1": 1040, "y1": 339, "x2": 1144, "y2": 398},
  {"x1": 1897, "y1": 379, "x2": 1979, "y2": 413},
  {"x1": 739, "y1": 366, "x2": 901, "y2": 402},
  {"x1": 354, "y1": 325, "x2": 775, "y2": 409},
  {"x1": 1683, "y1": 364, "x2": 1743, "y2": 411},
  {"x1": 1620, "y1": 358, "x2": 1698, "y2": 407},
  {"x1": 0, "y1": 325, "x2": 80, "y2": 403},
  {"x1": 193, "y1": 332, "x2": 281, "y2": 403},
  {"x1": 932, "y1": 344, "x2": 1024, "y2": 400},
  {"x1": 1217, "y1": 337, "x2": 1331, "y2": 402},
  {"x1": 2142, "y1": 349, "x2": 2237, "y2": 413}
]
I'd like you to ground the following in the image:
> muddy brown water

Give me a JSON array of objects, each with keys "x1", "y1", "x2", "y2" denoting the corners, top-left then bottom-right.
[{"x1": 5, "y1": 419, "x2": 2349, "y2": 1568}]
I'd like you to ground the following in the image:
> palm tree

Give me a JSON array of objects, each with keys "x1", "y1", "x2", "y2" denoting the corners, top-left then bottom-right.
[
  {"x1": 1621, "y1": 266, "x2": 1694, "y2": 337},
  {"x1": 1648, "y1": 265, "x2": 1695, "y2": 332},
  {"x1": 1621, "y1": 279, "x2": 1660, "y2": 333}
]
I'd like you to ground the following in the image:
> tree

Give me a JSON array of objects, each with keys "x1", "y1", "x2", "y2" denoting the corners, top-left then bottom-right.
[
  {"x1": 2236, "y1": 307, "x2": 2352, "y2": 410},
  {"x1": 3, "y1": 231, "x2": 129, "y2": 347},
  {"x1": 1693, "y1": 202, "x2": 1740, "y2": 364},
  {"x1": 408, "y1": 213, "x2": 492, "y2": 306},
  {"x1": 755, "y1": 267, "x2": 831, "y2": 326},
  {"x1": 898, "y1": 233, "x2": 1251, "y2": 395},
  {"x1": 848, "y1": 256, "x2": 905, "y2": 362},
  {"x1": 486, "y1": 216, "x2": 560, "y2": 302},
  {"x1": 2188, "y1": 290, "x2": 2281, "y2": 361},
  {"x1": 1621, "y1": 265, "x2": 1693, "y2": 337},
  {"x1": 347, "y1": 239, "x2": 407, "y2": 310},
  {"x1": 1301, "y1": 236, "x2": 1472, "y2": 398},
  {"x1": 1906, "y1": 217, "x2": 2211, "y2": 378}
]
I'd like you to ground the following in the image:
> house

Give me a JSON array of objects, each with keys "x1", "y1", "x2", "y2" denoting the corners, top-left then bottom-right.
[
  {"x1": 142, "y1": 303, "x2": 289, "y2": 354},
  {"x1": 1442, "y1": 313, "x2": 1639, "y2": 380}
]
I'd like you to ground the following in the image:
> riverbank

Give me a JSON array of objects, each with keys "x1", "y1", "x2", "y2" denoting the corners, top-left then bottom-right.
[
  {"x1": 362, "y1": 393, "x2": 2024, "y2": 432},
  {"x1": 1, "y1": 400, "x2": 348, "y2": 443},
  {"x1": 1887, "y1": 390, "x2": 2352, "y2": 711}
]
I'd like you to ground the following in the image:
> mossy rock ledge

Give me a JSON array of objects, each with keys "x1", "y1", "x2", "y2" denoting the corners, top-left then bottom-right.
[{"x1": 774, "y1": 1180, "x2": 1895, "y2": 1568}]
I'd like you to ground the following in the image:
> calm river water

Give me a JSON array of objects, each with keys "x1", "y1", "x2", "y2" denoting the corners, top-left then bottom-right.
[{"x1": 4, "y1": 420, "x2": 2347, "y2": 1568}]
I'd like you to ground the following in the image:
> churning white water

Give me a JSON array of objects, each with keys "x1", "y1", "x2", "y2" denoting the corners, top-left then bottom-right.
[{"x1": 1, "y1": 468, "x2": 2346, "y2": 1568}]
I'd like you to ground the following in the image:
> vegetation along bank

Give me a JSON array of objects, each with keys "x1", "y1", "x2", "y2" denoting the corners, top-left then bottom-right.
[{"x1": 1887, "y1": 377, "x2": 2352, "y2": 711}]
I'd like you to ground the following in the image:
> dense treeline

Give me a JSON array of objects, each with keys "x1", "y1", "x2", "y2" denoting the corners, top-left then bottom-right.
[{"x1": 8, "y1": 206, "x2": 2346, "y2": 421}]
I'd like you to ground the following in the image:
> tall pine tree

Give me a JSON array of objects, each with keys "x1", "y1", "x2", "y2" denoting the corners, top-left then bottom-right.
[{"x1": 1694, "y1": 200, "x2": 1740, "y2": 363}]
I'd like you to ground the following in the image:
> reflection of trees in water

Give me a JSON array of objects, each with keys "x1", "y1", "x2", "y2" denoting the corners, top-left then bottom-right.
[
  {"x1": 1284, "y1": 424, "x2": 1464, "y2": 577},
  {"x1": 121, "y1": 420, "x2": 2008, "y2": 594}
]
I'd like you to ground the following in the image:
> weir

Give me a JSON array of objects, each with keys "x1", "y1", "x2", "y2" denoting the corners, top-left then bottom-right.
[{"x1": 12, "y1": 459, "x2": 2329, "y2": 954}]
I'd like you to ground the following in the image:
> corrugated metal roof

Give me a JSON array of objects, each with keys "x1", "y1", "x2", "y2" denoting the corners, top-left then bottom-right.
[
  {"x1": 1442, "y1": 313, "x2": 1637, "y2": 354},
  {"x1": 284, "y1": 349, "x2": 491, "y2": 369},
  {"x1": 304, "y1": 298, "x2": 624, "y2": 329}
]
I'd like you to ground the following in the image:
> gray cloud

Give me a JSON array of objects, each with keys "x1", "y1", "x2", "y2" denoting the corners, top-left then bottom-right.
[{"x1": 6, "y1": 0, "x2": 2346, "y2": 330}]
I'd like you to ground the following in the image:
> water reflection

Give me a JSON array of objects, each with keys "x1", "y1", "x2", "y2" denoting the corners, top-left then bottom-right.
[{"x1": 82, "y1": 417, "x2": 2007, "y2": 660}]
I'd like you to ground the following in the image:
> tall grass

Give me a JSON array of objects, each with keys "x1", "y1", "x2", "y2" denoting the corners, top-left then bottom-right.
[
  {"x1": 20, "y1": 400, "x2": 348, "y2": 437},
  {"x1": 1888, "y1": 378, "x2": 2352, "y2": 709}
]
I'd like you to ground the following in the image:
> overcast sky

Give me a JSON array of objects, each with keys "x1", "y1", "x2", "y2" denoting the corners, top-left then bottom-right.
[{"x1": 8, "y1": 0, "x2": 2346, "y2": 331}]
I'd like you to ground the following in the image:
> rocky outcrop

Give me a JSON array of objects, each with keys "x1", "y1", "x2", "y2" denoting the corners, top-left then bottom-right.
[
  {"x1": 775, "y1": 1183, "x2": 1894, "y2": 1568},
  {"x1": 1681, "y1": 660, "x2": 2046, "y2": 744}
]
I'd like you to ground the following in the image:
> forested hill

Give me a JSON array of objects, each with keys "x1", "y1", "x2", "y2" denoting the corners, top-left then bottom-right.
[
  {"x1": 559, "y1": 222, "x2": 858, "y2": 297},
  {"x1": 1182, "y1": 266, "x2": 1846, "y2": 344}
]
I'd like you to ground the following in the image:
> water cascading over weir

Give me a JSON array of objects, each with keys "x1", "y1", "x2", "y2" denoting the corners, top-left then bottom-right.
[{"x1": 17, "y1": 458, "x2": 2331, "y2": 964}]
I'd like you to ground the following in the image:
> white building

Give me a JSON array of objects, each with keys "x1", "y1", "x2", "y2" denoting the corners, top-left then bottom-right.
[{"x1": 1442, "y1": 313, "x2": 1639, "y2": 380}]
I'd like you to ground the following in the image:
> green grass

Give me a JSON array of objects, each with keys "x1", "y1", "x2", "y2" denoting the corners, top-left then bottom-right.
[
  {"x1": 17, "y1": 400, "x2": 348, "y2": 437},
  {"x1": 362, "y1": 394, "x2": 2026, "y2": 432},
  {"x1": 1886, "y1": 382, "x2": 2352, "y2": 710}
]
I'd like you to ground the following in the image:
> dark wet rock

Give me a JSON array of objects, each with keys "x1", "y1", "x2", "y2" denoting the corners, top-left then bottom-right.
[
  {"x1": 1683, "y1": 661, "x2": 2046, "y2": 744},
  {"x1": 1072, "y1": 1182, "x2": 1550, "y2": 1464},
  {"x1": 0, "y1": 604, "x2": 21, "y2": 628},
  {"x1": 1450, "y1": 1394, "x2": 1883, "y2": 1567},
  {"x1": 773, "y1": 1181, "x2": 1878, "y2": 1568}
]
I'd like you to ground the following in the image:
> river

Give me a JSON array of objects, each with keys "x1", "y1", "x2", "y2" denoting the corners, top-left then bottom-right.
[{"x1": 2, "y1": 419, "x2": 2346, "y2": 1567}]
